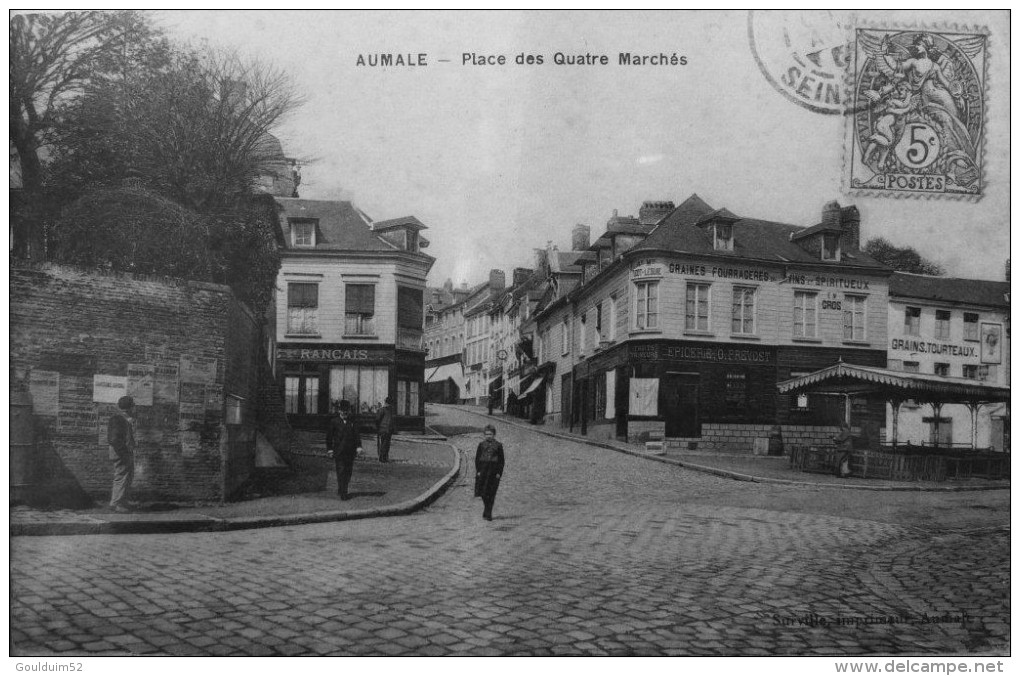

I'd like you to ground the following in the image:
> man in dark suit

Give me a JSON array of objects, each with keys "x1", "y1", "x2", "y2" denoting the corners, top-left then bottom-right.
[
  {"x1": 107, "y1": 395, "x2": 137, "y2": 513},
  {"x1": 326, "y1": 399, "x2": 362, "y2": 500},
  {"x1": 375, "y1": 396, "x2": 395, "y2": 463}
]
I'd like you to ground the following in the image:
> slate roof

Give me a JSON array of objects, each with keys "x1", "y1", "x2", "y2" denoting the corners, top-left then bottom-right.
[
  {"x1": 632, "y1": 194, "x2": 888, "y2": 269},
  {"x1": 276, "y1": 198, "x2": 391, "y2": 251},
  {"x1": 373, "y1": 215, "x2": 428, "y2": 231},
  {"x1": 889, "y1": 272, "x2": 1009, "y2": 309}
]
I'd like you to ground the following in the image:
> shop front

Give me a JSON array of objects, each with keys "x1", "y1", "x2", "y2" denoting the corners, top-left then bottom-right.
[{"x1": 277, "y1": 342, "x2": 425, "y2": 432}]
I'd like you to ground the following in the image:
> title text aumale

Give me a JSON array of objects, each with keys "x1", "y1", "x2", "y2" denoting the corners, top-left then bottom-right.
[{"x1": 355, "y1": 52, "x2": 688, "y2": 67}]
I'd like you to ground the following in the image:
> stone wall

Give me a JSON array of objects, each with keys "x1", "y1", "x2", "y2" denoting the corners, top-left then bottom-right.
[{"x1": 10, "y1": 262, "x2": 276, "y2": 504}]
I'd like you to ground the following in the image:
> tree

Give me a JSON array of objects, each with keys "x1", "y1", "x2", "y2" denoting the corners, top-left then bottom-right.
[
  {"x1": 10, "y1": 11, "x2": 166, "y2": 256},
  {"x1": 863, "y1": 237, "x2": 945, "y2": 275}
]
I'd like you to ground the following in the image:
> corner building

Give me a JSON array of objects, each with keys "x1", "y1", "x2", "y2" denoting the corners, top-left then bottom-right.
[
  {"x1": 273, "y1": 199, "x2": 434, "y2": 431},
  {"x1": 536, "y1": 195, "x2": 893, "y2": 451}
]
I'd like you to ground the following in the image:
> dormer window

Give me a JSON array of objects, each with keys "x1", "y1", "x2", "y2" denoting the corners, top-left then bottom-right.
[
  {"x1": 290, "y1": 219, "x2": 316, "y2": 247},
  {"x1": 822, "y1": 233, "x2": 840, "y2": 261},
  {"x1": 714, "y1": 224, "x2": 733, "y2": 251}
]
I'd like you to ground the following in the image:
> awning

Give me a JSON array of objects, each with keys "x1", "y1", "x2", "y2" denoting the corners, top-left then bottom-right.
[
  {"x1": 488, "y1": 375, "x2": 503, "y2": 393},
  {"x1": 425, "y1": 363, "x2": 465, "y2": 391},
  {"x1": 777, "y1": 361, "x2": 1010, "y2": 404},
  {"x1": 519, "y1": 375, "x2": 545, "y2": 399}
]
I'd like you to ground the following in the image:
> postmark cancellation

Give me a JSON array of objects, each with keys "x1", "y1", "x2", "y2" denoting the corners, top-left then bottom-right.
[{"x1": 845, "y1": 26, "x2": 988, "y2": 199}]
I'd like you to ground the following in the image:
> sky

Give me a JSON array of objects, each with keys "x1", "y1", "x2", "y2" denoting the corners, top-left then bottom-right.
[{"x1": 154, "y1": 10, "x2": 1011, "y2": 287}]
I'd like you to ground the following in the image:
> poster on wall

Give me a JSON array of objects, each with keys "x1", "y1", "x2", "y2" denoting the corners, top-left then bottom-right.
[
  {"x1": 93, "y1": 374, "x2": 128, "y2": 403},
  {"x1": 980, "y1": 323, "x2": 1003, "y2": 364},
  {"x1": 28, "y1": 370, "x2": 60, "y2": 416},
  {"x1": 127, "y1": 364, "x2": 155, "y2": 406},
  {"x1": 629, "y1": 378, "x2": 659, "y2": 417},
  {"x1": 180, "y1": 355, "x2": 217, "y2": 384},
  {"x1": 153, "y1": 361, "x2": 180, "y2": 403}
]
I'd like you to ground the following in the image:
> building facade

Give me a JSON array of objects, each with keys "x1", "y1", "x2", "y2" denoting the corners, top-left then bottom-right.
[
  {"x1": 534, "y1": 196, "x2": 893, "y2": 451},
  {"x1": 885, "y1": 272, "x2": 1010, "y2": 450},
  {"x1": 273, "y1": 198, "x2": 434, "y2": 431}
]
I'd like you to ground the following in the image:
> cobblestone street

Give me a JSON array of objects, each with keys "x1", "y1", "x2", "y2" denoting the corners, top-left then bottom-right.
[{"x1": 10, "y1": 406, "x2": 1009, "y2": 656}]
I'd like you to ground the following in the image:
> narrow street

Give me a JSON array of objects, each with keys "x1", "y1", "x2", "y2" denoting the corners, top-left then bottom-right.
[{"x1": 11, "y1": 405, "x2": 1009, "y2": 656}]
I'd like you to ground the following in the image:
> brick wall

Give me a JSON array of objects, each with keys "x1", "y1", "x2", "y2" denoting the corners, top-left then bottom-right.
[{"x1": 11, "y1": 262, "x2": 274, "y2": 504}]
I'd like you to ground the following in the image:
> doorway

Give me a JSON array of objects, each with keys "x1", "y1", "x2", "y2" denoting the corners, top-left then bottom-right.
[{"x1": 663, "y1": 373, "x2": 700, "y2": 437}]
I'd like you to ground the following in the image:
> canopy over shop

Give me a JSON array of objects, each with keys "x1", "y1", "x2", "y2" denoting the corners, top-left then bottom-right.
[{"x1": 777, "y1": 360, "x2": 1010, "y2": 450}]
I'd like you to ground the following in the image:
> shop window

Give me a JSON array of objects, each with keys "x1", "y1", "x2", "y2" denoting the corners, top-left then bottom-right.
[
  {"x1": 634, "y1": 281, "x2": 659, "y2": 330},
  {"x1": 904, "y1": 306, "x2": 921, "y2": 336},
  {"x1": 731, "y1": 286, "x2": 756, "y2": 335},
  {"x1": 963, "y1": 312, "x2": 979, "y2": 341},
  {"x1": 285, "y1": 374, "x2": 322, "y2": 415},
  {"x1": 933, "y1": 363, "x2": 950, "y2": 377},
  {"x1": 685, "y1": 283, "x2": 710, "y2": 332},
  {"x1": 593, "y1": 372, "x2": 607, "y2": 420},
  {"x1": 345, "y1": 284, "x2": 376, "y2": 335},
  {"x1": 962, "y1": 364, "x2": 978, "y2": 379},
  {"x1": 793, "y1": 291, "x2": 818, "y2": 338},
  {"x1": 396, "y1": 379, "x2": 420, "y2": 416},
  {"x1": 935, "y1": 310, "x2": 951, "y2": 340},
  {"x1": 287, "y1": 283, "x2": 319, "y2": 335},
  {"x1": 903, "y1": 361, "x2": 920, "y2": 373},
  {"x1": 724, "y1": 372, "x2": 747, "y2": 411},
  {"x1": 330, "y1": 366, "x2": 389, "y2": 415},
  {"x1": 289, "y1": 219, "x2": 316, "y2": 247},
  {"x1": 843, "y1": 295, "x2": 866, "y2": 341}
]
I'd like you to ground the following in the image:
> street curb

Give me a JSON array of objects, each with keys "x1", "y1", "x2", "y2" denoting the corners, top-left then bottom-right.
[
  {"x1": 442, "y1": 405, "x2": 1009, "y2": 493},
  {"x1": 11, "y1": 441, "x2": 461, "y2": 537}
]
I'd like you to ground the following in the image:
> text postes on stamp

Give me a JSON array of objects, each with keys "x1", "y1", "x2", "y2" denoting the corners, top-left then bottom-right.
[{"x1": 847, "y1": 27, "x2": 988, "y2": 199}]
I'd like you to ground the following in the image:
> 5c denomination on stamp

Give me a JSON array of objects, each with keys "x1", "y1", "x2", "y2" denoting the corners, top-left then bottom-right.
[{"x1": 846, "y1": 26, "x2": 988, "y2": 199}]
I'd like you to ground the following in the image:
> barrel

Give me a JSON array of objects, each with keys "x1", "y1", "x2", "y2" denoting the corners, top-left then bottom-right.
[{"x1": 10, "y1": 388, "x2": 36, "y2": 500}]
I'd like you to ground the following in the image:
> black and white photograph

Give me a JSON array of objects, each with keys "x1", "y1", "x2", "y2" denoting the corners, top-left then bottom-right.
[{"x1": 8, "y1": 9, "x2": 1011, "y2": 669}]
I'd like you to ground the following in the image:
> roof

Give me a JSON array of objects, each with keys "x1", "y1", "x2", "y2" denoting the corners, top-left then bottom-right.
[
  {"x1": 889, "y1": 272, "x2": 1009, "y2": 309},
  {"x1": 790, "y1": 220, "x2": 842, "y2": 241},
  {"x1": 276, "y1": 198, "x2": 390, "y2": 251},
  {"x1": 632, "y1": 194, "x2": 888, "y2": 269},
  {"x1": 425, "y1": 362, "x2": 465, "y2": 390},
  {"x1": 694, "y1": 208, "x2": 739, "y2": 225},
  {"x1": 548, "y1": 250, "x2": 584, "y2": 274},
  {"x1": 777, "y1": 361, "x2": 1009, "y2": 403},
  {"x1": 373, "y1": 215, "x2": 428, "y2": 231}
]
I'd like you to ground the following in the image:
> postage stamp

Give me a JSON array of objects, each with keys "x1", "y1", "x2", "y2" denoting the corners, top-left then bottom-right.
[{"x1": 845, "y1": 26, "x2": 989, "y2": 199}]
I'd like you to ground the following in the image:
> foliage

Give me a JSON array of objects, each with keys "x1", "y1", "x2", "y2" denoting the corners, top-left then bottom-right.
[
  {"x1": 49, "y1": 187, "x2": 281, "y2": 312},
  {"x1": 11, "y1": 11, "x2": 300, "y2": 313},
  {"x1": 862, "y1": 237, "x2": 945, "y2": 276}
]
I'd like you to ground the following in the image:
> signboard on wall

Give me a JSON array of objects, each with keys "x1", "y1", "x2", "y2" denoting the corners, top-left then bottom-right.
[{"x1": 28, "y1": 370, "x2": 59, "y2": 416}]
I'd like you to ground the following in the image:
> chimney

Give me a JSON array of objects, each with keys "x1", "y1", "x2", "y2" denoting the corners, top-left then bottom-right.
[
  {"x1": 639, "y1": 201, "x2": 675, "y2": 225},
  {"x1": 489, "y1": 269, "x2": 505, "y2": 291},
  {"x1": 840, "y1": 205, "x2": 861, "y2": 251},
  {"x1": 822, "y1": 200, "x2": 841, "y2": 227},
  {"x1": 513, "y1": 267, "x2": 533, "y2": 287},
  {"x1": 571, "y1": 224, "x2": 591, "y2": 251},
  {"x1": 443, "y1": 278, "x2": 453, "y2": 292}
]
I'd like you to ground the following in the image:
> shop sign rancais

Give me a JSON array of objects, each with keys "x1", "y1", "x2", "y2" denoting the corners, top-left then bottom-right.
[{"x1": 276, "y1": 344, "x2": 393, "y2": 362}]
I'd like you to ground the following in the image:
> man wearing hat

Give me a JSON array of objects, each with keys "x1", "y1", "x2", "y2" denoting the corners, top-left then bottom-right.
[
  {"x1": 107, "y1": 395, "x2": 137, "y2": 512},
  {"x1": 374, "y1": 396, "x2": 395, "y2": 463},
  {"x1": 326, "y1": 399, "x2": 363, "y2": 500}
]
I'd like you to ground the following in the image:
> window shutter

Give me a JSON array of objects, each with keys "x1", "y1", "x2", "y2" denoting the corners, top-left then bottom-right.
[
  {"x1": 398, "y1": 287, "x2": 424, "y2": 328},
  {"x1": 288, "y1": 283, "x2": 318, "y2": 308},
  {"x1": 346, "y1": 284, "x2": 375, "y2": 315}
]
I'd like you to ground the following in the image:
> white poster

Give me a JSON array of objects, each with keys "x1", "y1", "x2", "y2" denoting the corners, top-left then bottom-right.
[
  {"x1": 127, "y1": 364, "x2": 155, "y2": 406},
  {"x1": 28, "y1": 370, "x2": 59, "y2": 416},
  {"x1": 628, "y1": 378, "x2": 658, "y2": 417},
  {"x1": 93, "y1": 374, "x2": 128, "y2": 404}
]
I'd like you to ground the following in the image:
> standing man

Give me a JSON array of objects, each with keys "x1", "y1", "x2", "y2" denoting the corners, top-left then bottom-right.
[
  {"x1": 107, "y1": 395, "x2": 136, "y2": 513},
  {"x1": 327, "y1": 399, "x2": 362, "y2": 500},
  {"x1": 375, "y1": 396, "x2": 395, "y2": 463},
  {"x1": 474, "y1": 424, "x2": 505, "y2": 521}
]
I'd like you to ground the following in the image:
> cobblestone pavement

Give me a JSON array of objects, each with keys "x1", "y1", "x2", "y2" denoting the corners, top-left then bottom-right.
[{"x1": 10, "y1": 407, "x2": 1009, "y2": 656}]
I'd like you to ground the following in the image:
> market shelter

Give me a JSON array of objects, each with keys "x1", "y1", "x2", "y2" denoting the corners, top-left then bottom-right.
[{"x1": 777, "y1": 360, "x2": 1010, "y2": 450}]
